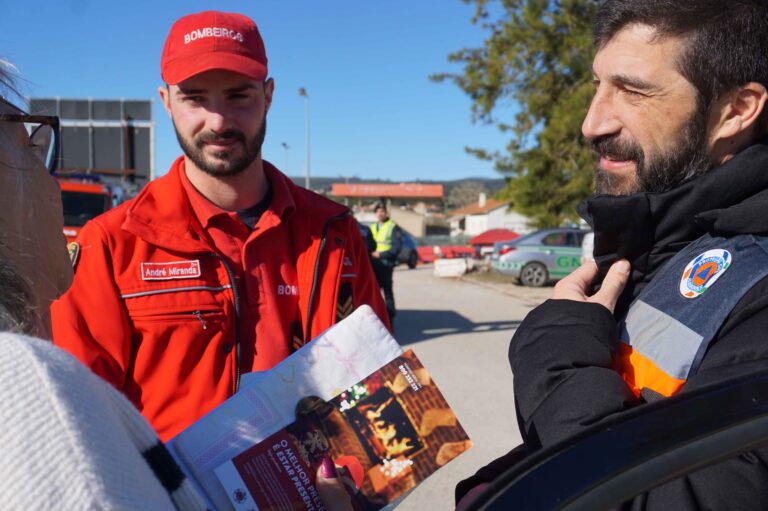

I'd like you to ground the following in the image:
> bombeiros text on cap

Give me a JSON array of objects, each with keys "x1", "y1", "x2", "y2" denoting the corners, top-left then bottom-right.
[{"x1": 184, "y1": 27, "x2": 244, "y2": 45}]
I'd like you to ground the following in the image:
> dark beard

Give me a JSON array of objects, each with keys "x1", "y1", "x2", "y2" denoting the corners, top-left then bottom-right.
[
  {"x1": 175, "y1": 117, "x2": 267, "y2": 177},
  {"x1": 591, "y1": 108, "x2": 711, "y2": 195}
]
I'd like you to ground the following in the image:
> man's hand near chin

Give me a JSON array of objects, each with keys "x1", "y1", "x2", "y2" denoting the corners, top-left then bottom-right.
[{"x1": 553, "y1": 259, "x2": 631, "y2": 314}]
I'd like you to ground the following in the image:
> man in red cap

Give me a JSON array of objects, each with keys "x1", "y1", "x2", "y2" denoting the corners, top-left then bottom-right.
[{"x1": 51, "y1": 11, "x2": 389, "y2": 442}]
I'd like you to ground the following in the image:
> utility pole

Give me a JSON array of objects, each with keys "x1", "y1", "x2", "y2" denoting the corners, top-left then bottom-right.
[{"x1": 298, "y1": 87, "x2": 310, "y2": 190}]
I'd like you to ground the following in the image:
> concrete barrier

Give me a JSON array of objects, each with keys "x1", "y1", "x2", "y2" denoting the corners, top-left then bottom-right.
[{"x1": 434, "y1": 258, "x2": 468, "y2": 278}]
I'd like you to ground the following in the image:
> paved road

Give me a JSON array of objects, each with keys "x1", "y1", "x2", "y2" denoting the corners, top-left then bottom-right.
[{"x1": 390, "y1": 265, "x2": 552, "y2": 510}]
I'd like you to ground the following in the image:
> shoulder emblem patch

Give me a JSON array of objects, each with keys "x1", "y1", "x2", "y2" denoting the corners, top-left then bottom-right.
[
  {"x1": 67, "y1": 242, "x2": 80, "y2": 269},
  {"x1": 679, "y1": 249, "x2": 731, "y2": 299}
]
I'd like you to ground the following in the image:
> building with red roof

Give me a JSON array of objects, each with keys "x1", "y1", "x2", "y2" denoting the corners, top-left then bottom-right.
[{"x1": 449, "y1": 194, "x2": 531, "y2": 237}]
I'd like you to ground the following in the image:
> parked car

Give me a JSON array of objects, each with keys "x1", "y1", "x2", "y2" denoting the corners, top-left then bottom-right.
[
  {"x1": 491, "y1": 228, "x2": 590, "y2": 287},
  {"x1": 356, "y1": 221, "x2": 376, "y2": 256},
  {"x1": 398, "y1": 230, "x2": 419, "y2": 269}
]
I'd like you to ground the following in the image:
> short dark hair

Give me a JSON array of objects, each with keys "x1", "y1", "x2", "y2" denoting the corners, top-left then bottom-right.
[{"x1": 593, "y1": 0, "x2": 768, "y2": 135}]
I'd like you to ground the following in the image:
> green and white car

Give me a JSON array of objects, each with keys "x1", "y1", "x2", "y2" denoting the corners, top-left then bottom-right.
[{"x1": 491, "y1": 228, "x2": 591, "y2": 287}]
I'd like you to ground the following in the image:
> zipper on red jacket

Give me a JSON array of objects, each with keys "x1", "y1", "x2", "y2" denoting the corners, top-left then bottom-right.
[
  {"x1": 192, "y1": 311, "x2": 208, "y2": 330},
  {"x1": 304, "y1": 212, "x2": 350, "y2": 343},
  {"x1": 213, "y1": 253, "x2": 242, "y2": 394}
]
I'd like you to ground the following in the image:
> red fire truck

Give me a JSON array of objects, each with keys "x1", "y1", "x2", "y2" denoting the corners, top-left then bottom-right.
[{"x1": 57, "y1": 176, "x2": 123, "y2": 243}]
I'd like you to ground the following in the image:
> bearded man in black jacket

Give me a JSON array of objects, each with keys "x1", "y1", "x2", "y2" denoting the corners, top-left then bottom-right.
[{"x1": 457, "y1": 1, "x2": 768, "y2": 509}]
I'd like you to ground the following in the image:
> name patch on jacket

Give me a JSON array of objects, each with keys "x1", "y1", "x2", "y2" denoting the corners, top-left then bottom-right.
[{"x1": 141, "y1": 260, "x2": 201, "y2": 281}]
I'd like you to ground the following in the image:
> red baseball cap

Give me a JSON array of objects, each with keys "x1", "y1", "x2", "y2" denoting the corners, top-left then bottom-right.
[{"x1": 160, "y1": 11, "x2": 268, "y2": 85}]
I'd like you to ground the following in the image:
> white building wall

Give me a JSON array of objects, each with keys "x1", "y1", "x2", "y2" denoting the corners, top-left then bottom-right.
[
  {"x1": 450, "y1": 206, "x2": 532, "y2": 238},
  {"x1": 486, "y1": 207, "x2": 532, "y2": 234},
  {"x1": 465, "y1": 214, "x2": 489, "y2": 236},
  {"x1": 449, "y1": 219, "x2": 463, "y2": 237}
]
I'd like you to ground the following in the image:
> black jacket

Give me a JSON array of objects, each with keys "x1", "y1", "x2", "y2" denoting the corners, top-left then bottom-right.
[{"x1": 457, "y1": 142, "x2": 768, "y2": 509}]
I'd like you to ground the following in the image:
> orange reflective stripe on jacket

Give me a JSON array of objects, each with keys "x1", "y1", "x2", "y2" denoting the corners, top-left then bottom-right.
[
  {"x1": 619, "y1": 342, "x2": 686, "y2": 398},
  {"x1": 615, "y1": 234, "x2": 768, "y2": 401}
]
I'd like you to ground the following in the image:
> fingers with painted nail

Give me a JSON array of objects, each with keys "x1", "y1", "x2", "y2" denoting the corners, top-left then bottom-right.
[{"x1": 316, "y1": 457, "x2": 354, "y2": 511}]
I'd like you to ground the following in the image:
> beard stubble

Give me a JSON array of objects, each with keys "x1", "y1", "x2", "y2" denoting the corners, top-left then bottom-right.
[
  {"x1": 175, "y1": 116, "x2": 267, "y2": 177},
  {"x1": 590, "y1": 107, "x2": 711, "y2": 195}
]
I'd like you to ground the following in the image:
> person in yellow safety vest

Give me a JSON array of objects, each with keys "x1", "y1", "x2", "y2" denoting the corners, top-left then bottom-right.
[{"x1": 370, "y1": 202, "x2": 402, "y2": 325}]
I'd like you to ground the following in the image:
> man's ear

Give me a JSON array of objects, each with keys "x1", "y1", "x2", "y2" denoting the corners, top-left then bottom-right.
[
  {"x1": 157, "y1": 85, "x2": 173, "y2": 117},
  {"x1": 264, "y1": 78, "x2": 275, "y2": 113},
  {"x1": 709, "y1": 82, "x2": 768, "y2": 144}
]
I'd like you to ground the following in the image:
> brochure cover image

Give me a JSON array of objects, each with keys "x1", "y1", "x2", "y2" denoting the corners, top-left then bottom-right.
[
  {"x1": 215, "y1": 349, "x2": 472, "y2": 510},
  {"x1": 323, "y1": 349, "x2": 471, "y2": 507}
]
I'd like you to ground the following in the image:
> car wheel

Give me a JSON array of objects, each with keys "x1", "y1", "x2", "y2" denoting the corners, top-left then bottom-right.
[
  {"x1": 407, "y1": 251, "x2": 418, "y2": 269},
  {"x1": 520, "y1": 262, "x2": 548, "y2": 287}
]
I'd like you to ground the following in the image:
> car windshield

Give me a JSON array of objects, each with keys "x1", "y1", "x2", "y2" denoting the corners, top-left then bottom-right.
[
  {"x1": 61, "y1": 191, "x2": 109, "y2": 227},
  {"x1": 498, "y1": 231, "x2": 538, "y2": 247}
]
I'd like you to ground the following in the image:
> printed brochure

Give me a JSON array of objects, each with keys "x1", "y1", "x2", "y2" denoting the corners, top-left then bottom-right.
[
  {"x1": 168, "y1": 305, "x2": 471, "y2": 510},
  {"x1": 214, "y1": 350, "x2": 472, "y2": 510}
]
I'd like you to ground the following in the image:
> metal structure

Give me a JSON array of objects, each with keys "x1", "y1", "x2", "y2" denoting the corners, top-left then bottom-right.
[
  {"x1": 298, "y1": 87, "x2": 310, "y2": 190},
  {"x1": 29, "y1": 97, "x2": 154, "y2": 188}
]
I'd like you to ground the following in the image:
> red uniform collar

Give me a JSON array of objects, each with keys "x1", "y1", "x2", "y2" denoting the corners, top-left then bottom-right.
[
  {"x1": 179, "y1": 158, "x2": 296, "y2": 230},
  {"x1": 122, "y1": 155, "x2": 340, "y2": 252}
]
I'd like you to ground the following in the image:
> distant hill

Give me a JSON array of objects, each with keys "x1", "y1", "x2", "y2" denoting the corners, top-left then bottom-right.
[
  {"x1": 441, "y1": 177, "x2": 507, "y2": 195},
  {"x1": 288, "y1": 175, "x2": 507, "y2": 195}
]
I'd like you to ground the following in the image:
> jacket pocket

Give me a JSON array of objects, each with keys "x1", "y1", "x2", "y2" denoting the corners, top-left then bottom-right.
[
  {"x1": 128, "y1": 306, "x2": 233, "y2": 391},
  {"x1": 123, "y1": 284, "x2": 232, "y2": 333},
  {"x1": 130, "y1": 308, "x2": 225, "y2": 331}
]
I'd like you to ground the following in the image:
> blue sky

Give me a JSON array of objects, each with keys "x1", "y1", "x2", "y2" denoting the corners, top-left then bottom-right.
[{"x1": 0, "y1": 1, "x2": 513, "y2": 181}]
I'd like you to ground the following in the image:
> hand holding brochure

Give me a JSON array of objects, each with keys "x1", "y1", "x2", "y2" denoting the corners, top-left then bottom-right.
[
  {"x1": 169, "y1": 305, "x2": 471, "y2": 510},
  {"x1": 169, "y1": 305, "x2": 404, "y2": 509},
  {"x1": 215, "y1": 350, "x2": 472, "y2": 510}
]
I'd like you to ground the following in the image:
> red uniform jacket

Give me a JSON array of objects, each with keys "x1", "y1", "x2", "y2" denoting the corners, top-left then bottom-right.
[{"x1": 51, "y1": 159, "x2": 388, "y2": 441}]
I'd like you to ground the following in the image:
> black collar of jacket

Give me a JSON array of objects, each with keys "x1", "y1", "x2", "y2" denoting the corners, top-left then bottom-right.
[{"x1": 578, "y1": 140, "x2": 768, "y2": 317}]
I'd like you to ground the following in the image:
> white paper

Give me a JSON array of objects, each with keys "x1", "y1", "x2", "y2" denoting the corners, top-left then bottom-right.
[
  {"x1": 213, "y1": 462, "x2": 257, "y2": 511},
  {"x1": 169, "y1": 305, "x2": 403, "y2": 511}
]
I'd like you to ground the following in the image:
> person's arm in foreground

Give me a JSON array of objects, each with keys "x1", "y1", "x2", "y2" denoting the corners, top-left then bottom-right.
[
  {"x1": 460, "y1": 260, "x2": 768, "y2": 510},
  {"x1": 511, "y1": 259, "x2": 635, "y2": 450},
  {"x1": 455, "y1": 261, "x2": 632, "y2": 509}
]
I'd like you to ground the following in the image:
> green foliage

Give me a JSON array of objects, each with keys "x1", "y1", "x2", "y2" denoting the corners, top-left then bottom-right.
[{"x1": 432, "y1": 0, "x2": 598, "y2": 227}]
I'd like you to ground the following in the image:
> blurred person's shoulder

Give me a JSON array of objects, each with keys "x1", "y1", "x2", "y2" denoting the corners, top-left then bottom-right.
[{"x1": 0, "y1": 332, "x2": 182, "y2": 509}]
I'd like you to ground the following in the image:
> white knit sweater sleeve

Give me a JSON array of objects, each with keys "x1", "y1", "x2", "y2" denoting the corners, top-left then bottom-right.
[{"x1": 0, "y1": 332, "x2": 205, "y2": 510}]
